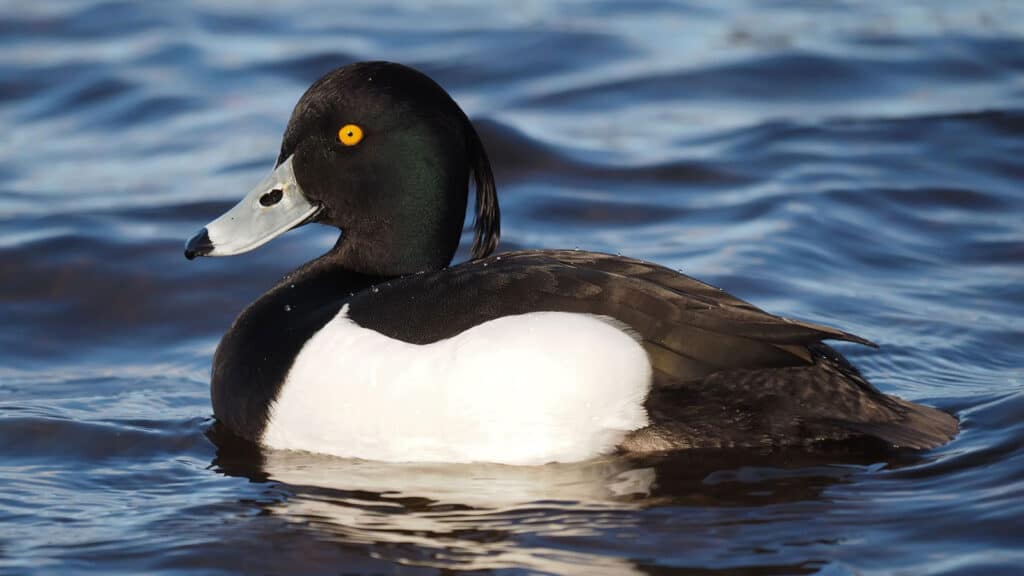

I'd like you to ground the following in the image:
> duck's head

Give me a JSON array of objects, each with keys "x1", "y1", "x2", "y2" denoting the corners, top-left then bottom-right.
[{"x1": 185, "y1": 61, "x2": 499, "y2": 276}]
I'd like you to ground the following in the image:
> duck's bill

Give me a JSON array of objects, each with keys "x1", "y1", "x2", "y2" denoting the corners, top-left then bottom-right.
[{"x1": 185, "y1": 156, "x2": 320, "y2": 259}]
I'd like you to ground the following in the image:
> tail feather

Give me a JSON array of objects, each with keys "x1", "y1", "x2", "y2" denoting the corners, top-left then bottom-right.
[{"x1": 841, "y1": 398, "x2": 959, "y2": 450}]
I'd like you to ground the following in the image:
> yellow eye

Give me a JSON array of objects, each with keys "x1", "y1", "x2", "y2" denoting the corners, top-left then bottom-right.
[{"x1": 337, "y1": 124, "x2": 364, "y2": 146}]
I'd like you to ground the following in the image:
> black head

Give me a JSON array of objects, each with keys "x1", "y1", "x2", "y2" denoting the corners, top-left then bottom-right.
[{"x1": 185, "y1": 61, "x2": 499, "y2": 276}]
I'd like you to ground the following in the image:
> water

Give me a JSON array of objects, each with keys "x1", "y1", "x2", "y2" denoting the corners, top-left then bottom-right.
[{"x1": 2, "y1": 1, "x2": 1023, "y2": 573}]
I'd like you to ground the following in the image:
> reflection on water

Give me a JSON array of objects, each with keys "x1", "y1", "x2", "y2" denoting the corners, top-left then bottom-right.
[
  {"x1": 2, "y1": 0, "x2": 1023, "y2": 573},
  {"x1": 210, "y1": 426, "x2": 931, "y2": 572},
  {"x1": 252, "y1": 453, "x2": 654, "y2": 573}
]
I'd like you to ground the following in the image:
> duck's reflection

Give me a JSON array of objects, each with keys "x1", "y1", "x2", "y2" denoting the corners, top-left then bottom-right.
[{"x1": 210, "y1": 427, "x2": 922, "y2": 573}]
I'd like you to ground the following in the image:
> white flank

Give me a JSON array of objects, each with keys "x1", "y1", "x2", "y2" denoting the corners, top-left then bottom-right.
[{"x1": 262, "y1": 306, "x2": 652, "y2": 465}]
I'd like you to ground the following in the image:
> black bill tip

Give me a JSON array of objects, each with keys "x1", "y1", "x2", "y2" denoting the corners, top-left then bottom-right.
[{"x1": 185, "y1": 228, "x2": 213, "y2": 260}]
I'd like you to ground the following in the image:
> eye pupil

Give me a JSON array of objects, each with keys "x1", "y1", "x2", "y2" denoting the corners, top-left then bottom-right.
[{"x1": 260, "y1": 189, "x2": 283, "y2": 207}]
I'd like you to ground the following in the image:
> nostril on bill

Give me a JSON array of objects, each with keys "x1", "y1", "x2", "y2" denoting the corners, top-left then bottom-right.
[{"x1": 260, "y1": 189, "x2": 283, "y2": 206}]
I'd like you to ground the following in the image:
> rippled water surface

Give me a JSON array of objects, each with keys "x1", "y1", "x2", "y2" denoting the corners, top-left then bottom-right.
[{"x1": 2, "y1": 1, "x2": 1023, "y2": 573}]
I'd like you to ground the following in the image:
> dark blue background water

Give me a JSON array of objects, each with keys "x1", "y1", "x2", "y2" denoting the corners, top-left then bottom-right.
[{"x1": 2, "y1": 1, "x2": 1022, "y2": 573}]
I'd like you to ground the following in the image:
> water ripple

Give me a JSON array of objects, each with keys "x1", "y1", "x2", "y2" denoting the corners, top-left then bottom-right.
[{"x1": 2, "y1": 0, "x2": 1023, "y2": 573}]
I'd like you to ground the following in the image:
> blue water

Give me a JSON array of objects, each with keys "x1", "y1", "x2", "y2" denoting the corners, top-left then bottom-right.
[{"x1": 2, "y1": 1, "x2": 1023, "y2": 573}]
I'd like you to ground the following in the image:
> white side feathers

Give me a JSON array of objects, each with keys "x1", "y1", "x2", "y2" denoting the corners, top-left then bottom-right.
[{"x1": 262, "y1": 305, "x2": 652, "y2": 465}]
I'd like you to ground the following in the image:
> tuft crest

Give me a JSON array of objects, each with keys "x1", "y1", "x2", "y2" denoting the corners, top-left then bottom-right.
[{"x1": 465, "y1": 121, "x2": 500, "y2": 259}]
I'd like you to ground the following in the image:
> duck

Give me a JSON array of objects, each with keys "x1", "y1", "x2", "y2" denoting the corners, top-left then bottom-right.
[{"x1": 185, "y1": 61, "x2": 958, "y2": 465}]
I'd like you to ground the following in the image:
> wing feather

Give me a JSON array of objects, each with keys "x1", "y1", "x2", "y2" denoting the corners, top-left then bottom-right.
[{"x1": 346, "y1": 249, "x2": 875, "y2": 385}]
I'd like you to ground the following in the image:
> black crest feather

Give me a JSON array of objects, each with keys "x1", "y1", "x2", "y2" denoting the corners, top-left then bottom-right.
[{"x1": 466, "y1": 120, "x2": 500, "y2": 259}]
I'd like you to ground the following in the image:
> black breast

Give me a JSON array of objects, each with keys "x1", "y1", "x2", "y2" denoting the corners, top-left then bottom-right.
[{"x1": 210, "y1": 260, "x2": 382, "y2": 441}]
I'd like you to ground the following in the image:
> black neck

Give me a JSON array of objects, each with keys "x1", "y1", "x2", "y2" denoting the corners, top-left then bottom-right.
[{"x1": 321, "y1": 232, "x2": 445, "y2": 277}]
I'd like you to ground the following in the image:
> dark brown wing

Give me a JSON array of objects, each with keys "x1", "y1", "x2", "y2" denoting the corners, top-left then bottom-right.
[{"x1": 348, "y1": 249, "x2": 872, "y2": 383}]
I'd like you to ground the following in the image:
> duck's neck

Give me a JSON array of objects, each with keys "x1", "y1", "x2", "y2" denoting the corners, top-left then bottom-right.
[
  {"x1": 275, "y1": 248, "x2": 390, "y2": 303},
  {"x1": 320, "y1": 228, "x2": 459, "y2": 278}
]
